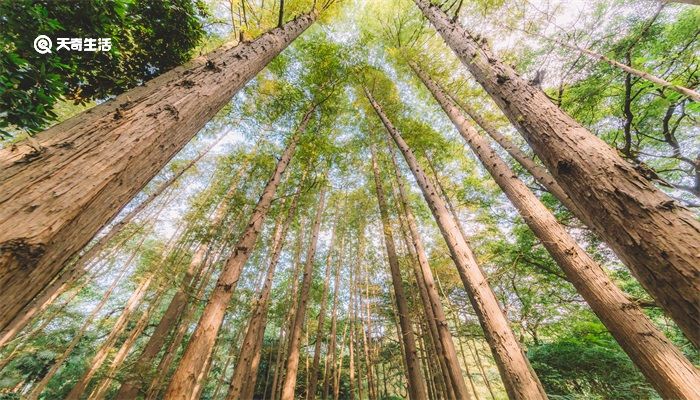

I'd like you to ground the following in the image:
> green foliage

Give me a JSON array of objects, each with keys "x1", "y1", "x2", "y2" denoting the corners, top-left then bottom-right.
[
  {"x1": 0, "y1": 0, "x2": 207, "y2": 136},
  {"x1": 529, "y1": 320, "x2": 658, "y2": 400}
]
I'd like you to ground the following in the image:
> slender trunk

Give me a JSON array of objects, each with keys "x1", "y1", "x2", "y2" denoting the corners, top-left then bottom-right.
[
  {"x1": 366, "y1": 88, "x2": 547, "y2": 400},
  {"x1": 323, "y1": 246, "x2": 342, "y2": 400},
  {"x1": 227, "y1": 184, "x2": 302, "y2": 399},
  {"x1": 0, "y1": 13, "x2": 318, "y2": 331},
  {"x1": 413, "y1": 0, "x2": 700, "y2": 346},
  {"x1": 87, "y1": 288, "x2": 166, "y2": 400},
  {"x1": 370, "y1": 145, "x2": 428, "y2": 400},
  {"x1": 448, "y1": 94, "x2": 579, "y2": 216},
  {"x1": 164, "y1": 115, "x2": 308, "y2": 398},
  {"x1": 333, "y1": 322, "x2": 348, "y2": 400},
  {"x1": 414, "y1": 63, "x2": 700, "y2": 399},
  {"x1": 388, "y1": 141, "x2": 471, "y2": 399},
  {"x1": 65, "y1": 274, "x2": 156, "y2": 400},
  {"x1": 271, "y1": 221, "x2": 306, "y2": 400},
  {"x1": 115, "y1": 147, "x2": 255, "y2": 399},
  {"x1": 457, "y1": 334, "x2": 482, "y2": 400},
  {"x1": 25, "y1": 235, "x2": 144, "y2": 400},
  {"x1": 537, "y1": 32, "x2": 699, "y2": 102},
  {"x1": 280, "y1": 185, "x2": 327, "y2": 400},
  {"x1": 307, "y1": 232, "x2": 335, "y2": 400}
]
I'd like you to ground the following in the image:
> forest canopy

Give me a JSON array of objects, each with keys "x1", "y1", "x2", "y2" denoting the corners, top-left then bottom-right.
[{"x1": 0, "y1": 0, "x2": 698, "y2": 399}]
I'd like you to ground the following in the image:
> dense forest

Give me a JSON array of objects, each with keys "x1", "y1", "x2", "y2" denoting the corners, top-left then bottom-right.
[{"x1": 0, "y1": 0, "x2": 698, "y2": 399}]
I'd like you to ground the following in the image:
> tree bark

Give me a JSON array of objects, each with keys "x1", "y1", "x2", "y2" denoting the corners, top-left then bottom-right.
[
  {"x1": 0, "y1": 12, "x2": 317, "y2": 331},
  {"x1": 114, "y1": 152, "x2": 255, "y2": 399},
  {"x1": 280, "y1": 185, "x2": 327, "y2": 400},
  {"x1": 370, "y1": 145, "x2": 429, "y2": 400},
  {"x1": 448, "y1": 94, "x2": 579, "y2": 216},
  {"x1": 413, "y1": 0, "x2": 700, "y2": 347},
  {"x1": 387, "y1": 138, "x2": 473, "y2": 400},
  {"x1": 366, "y1": 87, "x2": 548, "y2": 400},
  {"x1": 307, "y1": 230, "x2": 335, "y2": 400},
  {"x1": 323, "y1": 247, "x2": 342, "y2": 400},
  {"x1": 164, "y1": 114, "x2": 308, "y2": 399},
  {"x1": 413, "y1": 62, "x2": 700, "y2": 400},
  {"x1": 226, "y1": 182, "x2": 302, "y2": 399}
]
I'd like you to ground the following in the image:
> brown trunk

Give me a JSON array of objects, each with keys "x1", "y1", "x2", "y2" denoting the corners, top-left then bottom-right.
[
  {"x1": 414, "y1": 62, "x2": 700, "y2": 399},
  {"x1": 227, "y1": 183, "x2": 302, "y2": 399},
  {"x1": 0, "y1": 13, "x2": 317, "y2": 331},
  {"x1": 65, "y1": 274, "x2": 155, "y2": 400},
  {"x1": 164, "y1": 117, "x2": 307, "y2": 398},
  {"x1": 413, "y1": 0, "x2": 700, "y2": 346},
  {"x1": 365, "y1": 88, "x2": 547, "y2": 400},
  {"x1": 271, "y1": 220, "x2": 306, "y2": 400},
  {"x1": 280, "y1": 185, "x2": 327, "y2": 400},
  {"x1": 387, "y1": 139, "x2": 472, "y2": 400},
  {"x1": 323, "y1": 241, "x2": 342, "y2": 400},
  {"x1": 448, "y1": 94, "x2": 579, "y2": 216},
  {"x1": 371, "y1": 145, "x2": 429, "y2": 400},
  {"x1": 25, "y1": 233, "x2": 146, "y2": 400},
  {"x1": 88, "y1": 288, "x2": 166, "y2": 400},
  {"x1": 307, "y1": 230, "x2": 335, "y2": 400},
  {"x1": 114, "y1": 147, "x2": 255, "y2": 398}
]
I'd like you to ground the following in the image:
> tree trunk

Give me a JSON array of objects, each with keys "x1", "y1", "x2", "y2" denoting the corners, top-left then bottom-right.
[
  {"x1": 366, "y1": 88, "x2": 547, "y2": 400},
  {"x1": 307, "y1": 231, "x2": 335, "y2": 400},
  {"x1": 370, "y1": 145, "x2": 429, "y2": 400},
  {"x1": 65, "y1": 274, "x2": 156, "y2": 400},
  {"x1": 414, "y1": 61, "x2": 700, "y2": 400},
  {"x1": 387, "y1": 138, "x2": 473, "y2": 400},
  {"x1": 0, "y1": 12, "x2": 317, "y2": 331},
  {"x1": 114, "y1": 146, "x2": 255, "y2": 398},
  {"x1": 448, "y1": 94, "x2": 579, "y2": 216},
  {"x1": 413, "y1": 0, "x2": 700, "y2": 347},
  {"x1": 271, "y1": 220, "x2": 306, "y2": 400},
  {"x1": 280, "y1": 185, "x2": 327, "y2": 400},
  {"x1": 323, "y1": 249, "x2": 342, "y2": 400},
  {"x1": 25, "y1": 233, "x2": 145, "y2": 400},
  {"x1": 164, "y1": 112, "x2": 309, "y2": 398},
  {"x1": 87, "y1": 288, "x2": 167, "y2": 400},
  {"x1": 227, "y1": 183, "x2": 302, "y2": 399}
]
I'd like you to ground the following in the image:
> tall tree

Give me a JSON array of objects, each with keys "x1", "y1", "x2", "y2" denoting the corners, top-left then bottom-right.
[
  {"x1": 412, "y1": 62, "x2": 700, "y2": 400},
  {"x1": 226, "y1": 177, "x2": 303, "y2": 399},
  {"x1": 163, "y1": 108, "x2": 311, "y2": 399},
  {"x1": 0, "y1": 11, "x2": 318, "y2": 331},
  {"x1": 370, "y1": 144, "x2": 429, "y2": 400},
  {"x1": 365, "y1": 88, "x2": 548, "y2": 400},
  {"x1": 412, "y1": 0, "x2": 700, "y2": 347},
  {"x1": 280, "y1": 185, "x2": 327, "y2": 400}
]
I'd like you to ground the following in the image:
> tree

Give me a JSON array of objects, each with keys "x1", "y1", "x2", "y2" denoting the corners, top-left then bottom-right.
[
  {"x1": 412, "y1": 0, "x2": 700, "y2": 347},
  {"x1": 0, "y1": 10, "x2": 318, "y2": 333}
]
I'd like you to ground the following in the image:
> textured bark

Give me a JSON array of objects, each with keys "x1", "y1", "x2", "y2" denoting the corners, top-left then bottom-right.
[
  {"x1": 387, "y1": 139, "x2": 472, "y2": 400},
  {"x1": 226, "y1": 185, "x2": 301, "y2": 400},
  {"x1": 447, "y1": 93, "x2": 579, "y2": 216},
  {"x1": 280, "y1": 186, "x2": 327, "y2": 400},
  {"x1": 115, "y1": 148, "x2": 254, "y2": 399},
  {"x1": 164, "y1": 121, "x2": 306, "y2": 399},
  {"x1": 0, "y1": 12, "x2": 317, "y2": 331},
  {"x1": 414, "y1": 0, "x2": 700, "y2": 347},
  {"x1": 371, "y1": 145, "x2": 429, "y2": 400},
  {"x1": 366, "y1": 88, "x2": 547, "y2": 400},
  {"x1": 414, "y1": 63, "x2": 700, "y2": 399}
]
